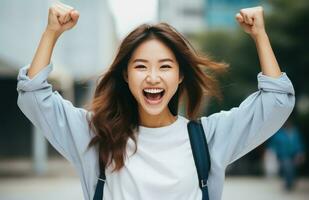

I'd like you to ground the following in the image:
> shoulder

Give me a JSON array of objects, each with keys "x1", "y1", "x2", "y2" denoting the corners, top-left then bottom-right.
[
  {"x1": 179, "y1": 113, "x2": 223, "y2": 143},
  {"x1": 200, "y1": 110, "x2": 234, "y2": 142}
]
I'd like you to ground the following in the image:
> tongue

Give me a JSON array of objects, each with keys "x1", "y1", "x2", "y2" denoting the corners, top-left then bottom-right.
[{"x1": 145, "y1": 93, "x2": 161, "y2": 100}]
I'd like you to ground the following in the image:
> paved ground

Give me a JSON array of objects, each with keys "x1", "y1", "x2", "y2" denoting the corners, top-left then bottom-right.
[
  {"x1": 0, "y1": 159, "x2": 308, "y2": 200},
  {"x1": 222, "y1": 177, "x2": 309, "y2": 200}
]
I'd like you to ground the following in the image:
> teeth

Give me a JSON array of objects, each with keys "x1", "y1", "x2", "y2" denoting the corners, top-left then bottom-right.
[{"x1": 143, "y1": 88, "x2": 164, "y2": 94}]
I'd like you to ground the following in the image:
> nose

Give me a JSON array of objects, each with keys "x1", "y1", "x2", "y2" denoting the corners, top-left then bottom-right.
[{"x1": 146, "y1": 69, "x2": 161, "y2": 84}]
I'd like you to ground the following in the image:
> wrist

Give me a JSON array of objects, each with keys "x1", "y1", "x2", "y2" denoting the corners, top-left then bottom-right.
[
  {"x1": 43, "y1": 29, "x2": 62, "y2": 40},
  {"x1": 252, "y1": 30, "x2": 268, "y2": 43}
]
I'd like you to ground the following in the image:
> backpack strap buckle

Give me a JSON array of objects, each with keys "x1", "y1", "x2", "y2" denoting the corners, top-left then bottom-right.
[
  {"x1": 98, "y1": 177, "x2": 106, "y2": 182},
  {"x1": 201, "y1": 179, "x2": 208, "y2": 187}
]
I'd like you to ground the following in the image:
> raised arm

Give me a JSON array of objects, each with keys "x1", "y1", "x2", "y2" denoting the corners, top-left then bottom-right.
[
  {"x1": 28, "y1": 2, "x2": 79, "y2": 78},
  {"x1": 16, "y1": 3, "x2": 91, "y2": 165},
  {"x1": 236, "y1": 6, "x2": 282, "y2": 78},
  {"x1": 201, "y1": 6, "x2": 295, "y2": 168}
]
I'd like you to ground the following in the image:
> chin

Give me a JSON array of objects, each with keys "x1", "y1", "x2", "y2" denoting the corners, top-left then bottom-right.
[
  {"x1": 142, "y1": 107, "x2": 166, "y2": 116},
  {"x1": 139, "y1": 102, "x2": 167, "y2": 116}
]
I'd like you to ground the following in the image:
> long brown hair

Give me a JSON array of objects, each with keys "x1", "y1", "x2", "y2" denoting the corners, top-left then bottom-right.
[{"x1": 86, "y1": 22, "x2": 228, "y2": 172}]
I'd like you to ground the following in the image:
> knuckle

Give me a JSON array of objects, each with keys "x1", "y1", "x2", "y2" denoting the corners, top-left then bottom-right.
[{"x1": 49, "y1": 6, "x2": 56, "y2": 12}]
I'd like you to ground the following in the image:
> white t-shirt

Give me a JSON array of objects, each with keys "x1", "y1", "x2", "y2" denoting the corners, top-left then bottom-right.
[{"x1": 17, "y1": 63, "x2": 295, "y2": 200}]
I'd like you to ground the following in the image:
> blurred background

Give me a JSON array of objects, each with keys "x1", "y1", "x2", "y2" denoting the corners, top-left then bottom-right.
[{"x1": 0, "y1": 0, "x2": 308, "y2": 199}]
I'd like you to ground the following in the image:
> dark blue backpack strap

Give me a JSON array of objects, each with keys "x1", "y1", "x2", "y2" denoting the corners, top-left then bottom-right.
[
  {"x1": 187, "y1": 119, "x2": 211, "y2": 200},
  {"x1": 93, "y1": 156, "x2": 106, "y2": 200}
]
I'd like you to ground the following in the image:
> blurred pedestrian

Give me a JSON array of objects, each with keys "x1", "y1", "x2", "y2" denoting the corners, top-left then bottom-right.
[{"x1": 268, "y1": 119, "x2": 305, "y2": 191}]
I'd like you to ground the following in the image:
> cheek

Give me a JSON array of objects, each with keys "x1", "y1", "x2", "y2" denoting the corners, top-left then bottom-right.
[
  {"x1": 127, "y1": 72, "x2": 144, "y2": 97},
  {"x1": 160, "y1": 74, "x2": 181, "y2": 100},
  {"x1": 165, "y1": 72, "x2": 181, "y2": 90}
]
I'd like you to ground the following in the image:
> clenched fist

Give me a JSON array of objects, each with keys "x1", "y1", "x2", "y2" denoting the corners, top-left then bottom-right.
[
  {"x1": 46, "y1": 1, "x2": 79, "y2": 35},
  {"x1": 235, "y1": 6, "x2": 266, "y2": 39}
]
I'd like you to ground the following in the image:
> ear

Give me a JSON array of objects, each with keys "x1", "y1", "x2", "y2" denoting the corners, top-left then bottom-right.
[
  {"x1": 122, "y1": 69, "x2": 128, "y2": 83},
  {"x1": 178, "y1": 73, "x2": 184, "y2": 84}
]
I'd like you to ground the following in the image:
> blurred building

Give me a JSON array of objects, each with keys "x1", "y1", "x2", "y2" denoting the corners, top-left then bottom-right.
[
  {"x1": 0, "y1": 0, "x2": 117, "y2": 174},
  {"x1": 0, "y1": 0, "x2": 117, "y2": 80},
  {"x1": 158, "y1": 0, "x2": 206, "y2": 35}
]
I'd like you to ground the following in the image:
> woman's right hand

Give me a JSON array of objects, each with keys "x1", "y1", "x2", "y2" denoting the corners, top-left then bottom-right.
[{"x1": 46, "y1": 1, "x2": 79, "y2": 36}]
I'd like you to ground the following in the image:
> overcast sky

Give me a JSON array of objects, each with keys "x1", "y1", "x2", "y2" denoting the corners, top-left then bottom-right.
[{"x1": 107, "y1": 0, "x2": 158, "y2": 39}]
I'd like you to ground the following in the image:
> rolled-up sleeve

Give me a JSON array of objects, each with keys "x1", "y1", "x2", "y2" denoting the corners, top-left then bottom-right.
[
  {"x1": 17, "y1": 63, "x2": 92, "y2": 166},
  {"x1": 201, "y1": 72, "x2": 295, "y2": 168}
]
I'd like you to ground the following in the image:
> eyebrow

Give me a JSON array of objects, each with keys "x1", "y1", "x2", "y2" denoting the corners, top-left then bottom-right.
[{"x1": 132, "y1": 58, "x2": 175, "y2": 63}]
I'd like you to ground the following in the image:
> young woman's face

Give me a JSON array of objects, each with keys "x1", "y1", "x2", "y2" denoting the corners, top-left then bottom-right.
[{"x1": 125, "y1": 39, "x2": 183, "y2": 117}]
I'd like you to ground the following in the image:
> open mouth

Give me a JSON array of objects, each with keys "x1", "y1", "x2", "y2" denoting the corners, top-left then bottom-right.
[{"x1": 143, "y1": 88, "x2": 165, "y2": 104}]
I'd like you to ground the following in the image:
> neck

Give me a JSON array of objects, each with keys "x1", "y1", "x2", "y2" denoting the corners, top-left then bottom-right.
[{"x1": 138, "y1": 108, "x2": 177, "y2": 128}]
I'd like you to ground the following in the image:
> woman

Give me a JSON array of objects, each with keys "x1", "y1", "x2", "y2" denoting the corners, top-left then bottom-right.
[{"x1": 17, "y1": 2, "x2": 295, "y2": 200}]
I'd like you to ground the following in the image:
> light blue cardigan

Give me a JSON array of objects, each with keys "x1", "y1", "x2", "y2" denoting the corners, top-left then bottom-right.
[{"x1": 17, "y1": 63, "x2": 295, "y2": 200}]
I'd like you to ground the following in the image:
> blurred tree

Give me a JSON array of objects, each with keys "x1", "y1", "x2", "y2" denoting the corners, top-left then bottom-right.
[{"x1": 267, "y1": 0, "x2": 309, "y2": 96}]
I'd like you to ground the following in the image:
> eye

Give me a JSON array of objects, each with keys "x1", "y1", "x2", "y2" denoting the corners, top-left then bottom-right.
[
  {"x1": 161, "y1": 65, "x2": 172, "y2": 69},
  {"x1": 135, "y1": 65, "x2": 146, "y2": 69}
]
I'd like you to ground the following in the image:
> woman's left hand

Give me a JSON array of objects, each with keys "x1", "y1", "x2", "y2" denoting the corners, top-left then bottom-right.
[{"x1": 235, "y1": 6, "x2": 266, "y2": 39}]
